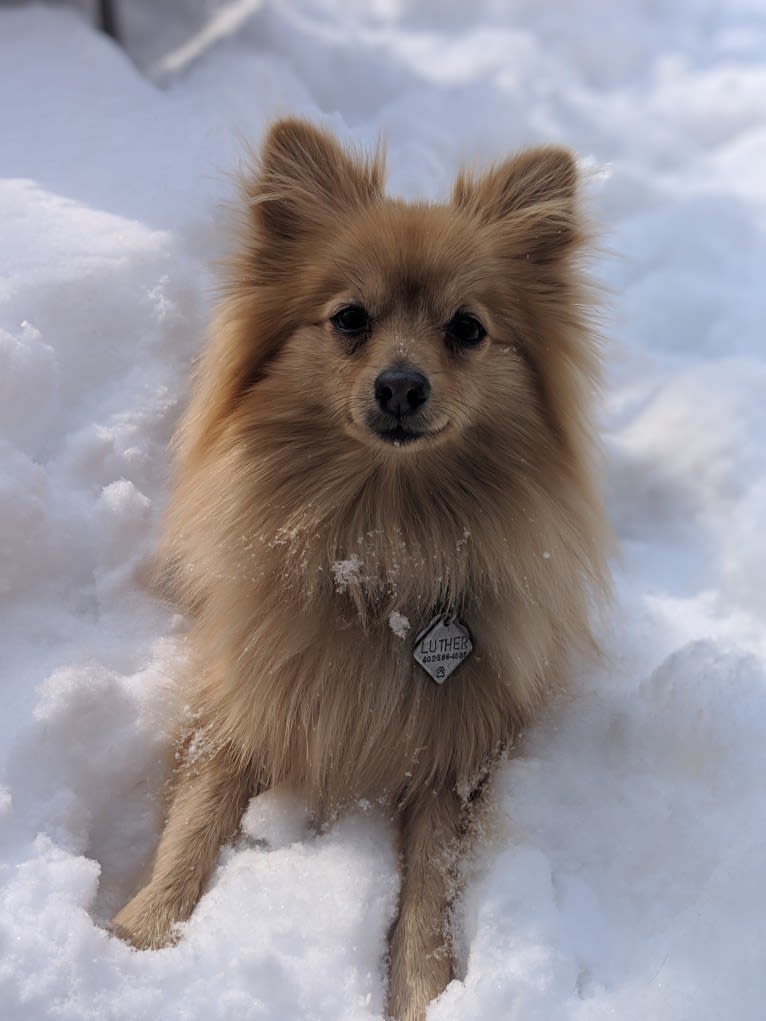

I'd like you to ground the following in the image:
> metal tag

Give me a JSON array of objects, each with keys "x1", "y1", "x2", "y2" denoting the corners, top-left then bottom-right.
[{"x1": 413, "y1": 614, "x2": 473, "y2": 684}]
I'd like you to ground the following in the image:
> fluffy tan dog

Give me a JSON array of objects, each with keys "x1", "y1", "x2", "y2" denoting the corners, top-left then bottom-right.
[{"x1": 113, "y1": 119, "x2": 610, "y2": 1021}]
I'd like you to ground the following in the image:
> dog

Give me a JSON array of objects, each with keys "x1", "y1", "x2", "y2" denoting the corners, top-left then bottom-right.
[{"x1": 112, "y1": 118, "x2": 610, "y2": 1021}]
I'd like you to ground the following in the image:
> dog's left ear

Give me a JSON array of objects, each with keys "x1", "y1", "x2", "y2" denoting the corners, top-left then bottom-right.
[{"x1": 452, "y1": 147, "x2": 582, "y2": 261}]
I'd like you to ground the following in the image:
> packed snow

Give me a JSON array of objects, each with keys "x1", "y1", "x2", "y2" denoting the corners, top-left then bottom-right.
[{"x1": 2, "y1": 2, "x2": 766, "y2": 1018}]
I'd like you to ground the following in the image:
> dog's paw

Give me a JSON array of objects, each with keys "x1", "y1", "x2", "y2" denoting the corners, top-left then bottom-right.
[{"x1": 111, "y1": 887, "x2": 183, "y2": 950}]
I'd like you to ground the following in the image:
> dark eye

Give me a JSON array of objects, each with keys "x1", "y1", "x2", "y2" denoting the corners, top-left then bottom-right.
[
  {"x1": 331, "y1": 304, "x2": 371, "y2": 336},
  {"x1": 444, "y1": 310, "x2": 486, "y2": 348}
]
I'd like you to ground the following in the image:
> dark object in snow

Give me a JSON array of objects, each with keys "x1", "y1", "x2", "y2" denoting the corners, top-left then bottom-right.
[{"x1": 97, "y1": 0, "x2": 118, "y2": 41}]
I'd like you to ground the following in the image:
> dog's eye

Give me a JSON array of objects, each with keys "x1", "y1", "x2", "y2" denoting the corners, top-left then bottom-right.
[
  {"x1": 444, "y1": 311, "x2": 486, "y2": 348},
  {"x1": 331, "y1": 305, "x2": 372, "y2": 336}
]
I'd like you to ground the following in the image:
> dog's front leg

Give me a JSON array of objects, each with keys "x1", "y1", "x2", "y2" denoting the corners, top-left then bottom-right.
[
  {"x1": 388, "y1": 786, "x2": 463, "y2": 1021},
  {"x1": 112, "y1": 737, "x2": 255, "y2": 950}
]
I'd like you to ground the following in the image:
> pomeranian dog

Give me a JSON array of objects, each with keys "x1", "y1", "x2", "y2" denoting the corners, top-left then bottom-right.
[{"x1": 113, "y1": 118, "x2": 610, "y2": 1020}]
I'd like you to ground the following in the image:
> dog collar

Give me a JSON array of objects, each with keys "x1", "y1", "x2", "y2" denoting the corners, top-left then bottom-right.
[{"x1": 413, "y1": 613, "x2": 473, "y2": 684}]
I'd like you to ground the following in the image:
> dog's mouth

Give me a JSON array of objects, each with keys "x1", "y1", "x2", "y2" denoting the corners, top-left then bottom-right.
[
  {"x1": 372, "y1": 423, "x2": 445, "y2": 445},
  {"x1": 347, "y1": 412, "x2": 449, "y2": 448},
  {"x1": 363, "y1": 412, "x2": 449, "y2": 449}
]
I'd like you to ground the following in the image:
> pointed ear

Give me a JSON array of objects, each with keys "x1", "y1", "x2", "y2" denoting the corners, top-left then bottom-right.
[
  {"x1": 452, "y1": 146, "x2": 582, "y2": 261},
  {"x1": 245, "y1": 118, "x2": 385, "y2": 243}
]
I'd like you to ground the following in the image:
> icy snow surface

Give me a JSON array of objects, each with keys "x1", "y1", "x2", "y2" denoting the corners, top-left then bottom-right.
[{"x1": 2, "y1": 2, "x2": 766, "y2": 1018}]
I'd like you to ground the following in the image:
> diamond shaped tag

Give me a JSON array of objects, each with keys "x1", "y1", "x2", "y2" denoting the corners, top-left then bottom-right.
[{"x1": 413, "y1": 614, "x2": 473, "y2": 684}]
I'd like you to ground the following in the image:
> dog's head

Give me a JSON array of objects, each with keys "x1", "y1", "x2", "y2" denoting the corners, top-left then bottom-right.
[{"x1": 193, "y1": 119, "x2": 596, "y2": 480}]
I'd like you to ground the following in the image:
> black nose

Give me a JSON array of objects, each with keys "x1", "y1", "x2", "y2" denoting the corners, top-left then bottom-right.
[{"x1": 374, "y1": 368, "x2": 430, "y2": 418}]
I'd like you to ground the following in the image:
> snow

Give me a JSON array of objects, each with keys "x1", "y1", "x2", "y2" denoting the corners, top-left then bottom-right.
[
  {"x1": 1, "y1": 1, "x2": 766, "y2": 1018},
  {"x1": 388, "y1": 611, "x2": 411, "y2": 640},
  {"x1": 332, "y1": 555, "x2": 363, "y2": 592}
]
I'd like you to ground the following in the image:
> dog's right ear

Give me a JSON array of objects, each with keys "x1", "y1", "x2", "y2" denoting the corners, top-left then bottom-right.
[{"x1": 246, "y1": 119, "x2": 385, "y2": 245}]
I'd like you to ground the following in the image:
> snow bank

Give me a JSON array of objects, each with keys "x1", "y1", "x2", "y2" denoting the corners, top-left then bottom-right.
[{"x1": 1, "y1": 2, "x2": 765, "y2": 1018}]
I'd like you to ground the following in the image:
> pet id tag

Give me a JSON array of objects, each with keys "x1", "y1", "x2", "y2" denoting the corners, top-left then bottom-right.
[{"x1": 413, "y1": 614, "x2": 473, "y2": 684}]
